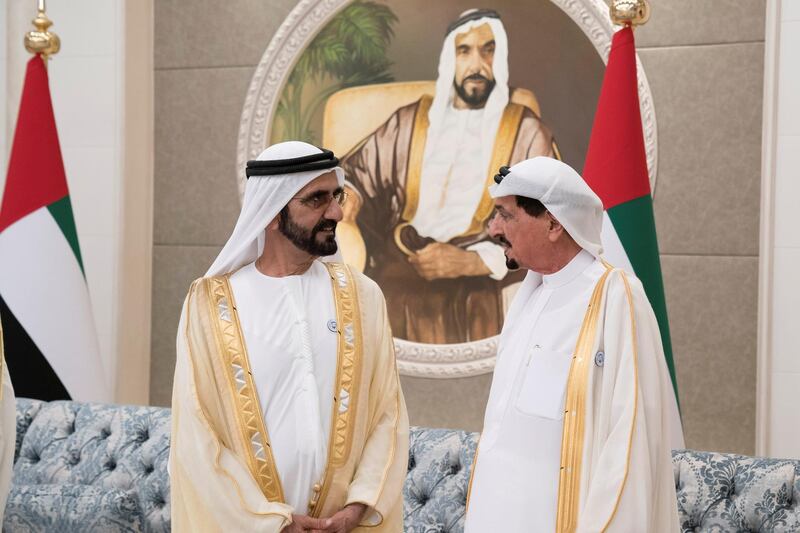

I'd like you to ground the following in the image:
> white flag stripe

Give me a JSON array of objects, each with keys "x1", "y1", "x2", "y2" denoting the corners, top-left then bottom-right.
[
  {"x1": 600, "y1": 212, "x2": 684, "y2": 449},
  {"x1": 600, "y1": 211, "x2": 635, "y2": 274},
  {"x1": 0, "y1": 207, "x2": 110, "y2": 402}
]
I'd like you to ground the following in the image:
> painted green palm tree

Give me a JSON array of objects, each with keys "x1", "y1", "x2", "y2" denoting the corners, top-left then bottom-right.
[{"x1": 275, "y1": 1, "x2": 398, "y2": 144}]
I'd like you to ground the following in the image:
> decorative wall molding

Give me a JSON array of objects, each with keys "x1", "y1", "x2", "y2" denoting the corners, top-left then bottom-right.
[{"x1": 237, "y1": 0, "x2": 659, "y2": 378}]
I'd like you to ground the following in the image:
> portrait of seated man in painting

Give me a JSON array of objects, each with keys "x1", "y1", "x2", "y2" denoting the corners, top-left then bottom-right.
[{"x1": 334, "y1": 8, "x2": 560, "y2": 344}]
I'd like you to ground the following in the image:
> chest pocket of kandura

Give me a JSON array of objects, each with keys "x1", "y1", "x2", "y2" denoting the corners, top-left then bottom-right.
[{"x1": 515, "y1": 349, "x2": 574, "y2": 420}]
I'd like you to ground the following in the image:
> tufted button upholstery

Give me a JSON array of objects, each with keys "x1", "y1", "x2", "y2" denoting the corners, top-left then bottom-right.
[
  {"x1": 12, "y1": 400, "x2": 800, "y2": 533},
  {"x1": 66, "y1": 449, "x2": 81, "y2": 466},
  {"x1": 403, "y1": 427, "x2": 477, "y2": 533},
  {"x1": 12, "y1": 398, "x2": 171, "y2": 533},
  {"x1": 672, "y1": 450, "x2": 800, "y2": 532}
]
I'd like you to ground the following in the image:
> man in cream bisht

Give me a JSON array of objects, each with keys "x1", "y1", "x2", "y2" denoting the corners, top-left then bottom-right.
[
  {"x1": 464, "y1": 157, "x2": 682, "y2": 532},
  {"x1": 170, "y1": 141, "x2": 408, "y2": 532},
  {"x1": 0, "y1": 319, "x2": 16, "y2": 523}
]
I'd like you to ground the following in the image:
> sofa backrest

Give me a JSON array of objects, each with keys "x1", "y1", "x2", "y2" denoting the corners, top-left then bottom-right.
[
  {"x1": 11, "y1": 400, "x2": 800, "y2": 533},
  {"x1": 405, "y1": 427, "x2": 478, "y2": 532},
  {"x1": 12, "y1": 398, "x2": 170, "y2": 532},
  {"x1": 672, "y1": 449, "x2": 800, "y2": 531}
]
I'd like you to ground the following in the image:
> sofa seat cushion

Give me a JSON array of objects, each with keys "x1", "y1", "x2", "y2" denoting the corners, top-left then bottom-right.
[{"x1": 2, "y1": 484, "x2": 142, "y2": 532}]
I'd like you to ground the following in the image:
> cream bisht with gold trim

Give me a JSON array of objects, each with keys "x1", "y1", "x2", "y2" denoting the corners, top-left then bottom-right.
[
  {"x1": 0, "y1": 319, "x2": 16, "y2": 524},
  {"x1": 169, "y1": 142, "x2": 408, "y2": 532}
]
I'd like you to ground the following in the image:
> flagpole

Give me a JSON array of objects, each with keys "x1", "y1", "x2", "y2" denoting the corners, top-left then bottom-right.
[
  {"x1": 23, "y1": 0, "x2": 60, "y2": 64},
  {"x1": 610, "y1": 0, "x2": 651, "y2": 27}
]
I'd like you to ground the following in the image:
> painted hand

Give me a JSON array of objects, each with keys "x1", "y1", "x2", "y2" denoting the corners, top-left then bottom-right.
[{"x1": 408, "y1": 242, "x2": 491, "y2": 280}]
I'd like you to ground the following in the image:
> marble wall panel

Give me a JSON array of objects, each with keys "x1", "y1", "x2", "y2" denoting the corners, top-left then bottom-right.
[
  {"x1": 636, "y1": 0, "x2": 766, "y2": 49},
  {"x1": 154, "y1": 67, "x2": 252, "y2": 247},
  {"x1": 642, "y1": 43, "x2": 764, "y2": 256},
  {"x1": 150, "y1": 244, "x2": 221, "y2": 406},
  {"x1": 155, "y1": 0, "x2": 297, "y2": 69},
  {"x1": 662, "y1": 254, "x2": 758, "y2": 455},
  {"x1": 401, "y1": 375, "x2": 492, "y2": 432}
]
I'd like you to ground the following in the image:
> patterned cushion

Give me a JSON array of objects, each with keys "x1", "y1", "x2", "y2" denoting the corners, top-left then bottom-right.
[
  {"x1": 3, "y1": 484, "x2": 142, "y2": 532},
  {"x1": 673, "y1": 450, "x2": 800, "y2": 532},
  {"x1": 10, "y1": 400, "x2": 170, "y2": 533},
  {"x1": 13, "y1": 399, "x2": 43, "y2": 463},
  {"x1": 403, "y1": 427, "x2": 478, "y2": 532}
]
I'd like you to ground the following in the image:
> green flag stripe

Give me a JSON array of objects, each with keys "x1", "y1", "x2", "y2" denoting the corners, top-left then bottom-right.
[
  {"x1": 607, "y1": 195, "x2": 678, "y2": 401},
  {"x1": 47, "y1": 196, "x2": 85, "y2": 275}
]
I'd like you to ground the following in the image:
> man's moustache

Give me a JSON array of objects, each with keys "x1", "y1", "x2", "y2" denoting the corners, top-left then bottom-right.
[
  {"x1": 464, "y1": 74, "x2": 491, "y2": 83},
  {"x1": 494, "y1": 235, "x2": 511, "y2": 247},
  {"x1": 314, "y1": 220, "x2": 337, "y2": 233}
]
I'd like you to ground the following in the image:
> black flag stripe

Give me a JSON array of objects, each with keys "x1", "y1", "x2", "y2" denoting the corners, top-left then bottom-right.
[{"x1": 0, "y1": 294, "x2": 70, "y2": 401}]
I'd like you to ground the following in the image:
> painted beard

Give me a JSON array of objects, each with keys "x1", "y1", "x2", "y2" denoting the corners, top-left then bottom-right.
[
  {"x1": 278, "y1": 208, "x2": 338, "y2": 256},
  {"x1": 454, "y1": 74, "x2": 496, "y2": 108}
]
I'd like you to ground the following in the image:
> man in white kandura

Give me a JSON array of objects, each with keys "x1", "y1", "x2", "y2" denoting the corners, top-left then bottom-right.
[
  {"x1": 464, "y1": 157, "x2": 681, "y2": 532},
  {"x1": 0, "y1": 319, "x2": 15, "y2": 523},
  {"x1": 169, "y1": 141, "x2": 408, "y2": 532}
]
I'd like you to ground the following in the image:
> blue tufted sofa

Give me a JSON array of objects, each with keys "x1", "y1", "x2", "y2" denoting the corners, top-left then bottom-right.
[
  {"x1": 5, "y1": 399, "x2": 169, "y2": 532},
  {"x1": 5, "y1": 399, "x2": 800, "y2": 532}
]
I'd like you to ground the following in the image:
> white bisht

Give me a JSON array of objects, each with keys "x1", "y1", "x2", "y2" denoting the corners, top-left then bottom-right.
[{"x1": 488, "y1": 157, "x2": 680, "y2": 532}]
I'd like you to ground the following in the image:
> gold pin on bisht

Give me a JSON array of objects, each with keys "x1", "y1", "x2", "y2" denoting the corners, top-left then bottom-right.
[{"x1": 24, "y1": 0, "x2": 60, "y2": 60}]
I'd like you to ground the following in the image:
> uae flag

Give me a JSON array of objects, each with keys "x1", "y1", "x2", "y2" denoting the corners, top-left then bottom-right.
[
  {"x1": 583, "y1": 27, "x2": 679, "y2": 403},
  {"x1": 0, "y1": 55, "x2": 109, "y2": 402}
]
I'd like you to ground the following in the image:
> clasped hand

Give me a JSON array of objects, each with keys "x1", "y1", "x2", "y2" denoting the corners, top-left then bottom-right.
[{"x1": 284, "y1": 503, "x2": 367, "y2": 533}]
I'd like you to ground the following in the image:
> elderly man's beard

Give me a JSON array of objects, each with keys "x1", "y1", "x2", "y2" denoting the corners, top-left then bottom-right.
[
  {"x1": 454, "y1": 74, "x2": 496, "y2": 108},
  {"x1": 278, "y1": 207, "x2": 338, "y2": 256},
  {"x1": 495, "y1": 234, "x2": 519, "y2": 270}
]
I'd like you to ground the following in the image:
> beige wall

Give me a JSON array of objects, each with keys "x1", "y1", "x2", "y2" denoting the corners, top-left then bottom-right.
[{"x1": 151, "y1": 0, "x2": 767, "y2": 455}]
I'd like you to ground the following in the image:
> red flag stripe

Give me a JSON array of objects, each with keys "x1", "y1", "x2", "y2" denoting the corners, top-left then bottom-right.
[
  {"x1": 0, "y1": 56, "x2": 69, "y2": 233},
  {"x1": 582, "y1": 27, "x2": 651, "y2": 211}
]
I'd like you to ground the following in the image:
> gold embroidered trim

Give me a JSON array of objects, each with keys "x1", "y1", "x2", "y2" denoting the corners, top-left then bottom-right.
[
  {"x1": 180, "y1": 284, "x2": 290, "y2": 522},
  {"x1": 205, "y1": 276, "x2": 285, "y2": 504},
  {"x1": 401, "y1": 95, "x2": 433, "y2": 222},
  {"x1": 311, "y1": 262, "x2": 364, "y2": 517},
  {"x1": 464, "y1": 441, "x2": 481, "y2": 513},
  {"x1": 555, "y1": 266, "x2": 613, "y2": 533},
  {"x1": 600, "y1": 272, "x2": 640, "y2": 532},
  {"x1": 460, "y1": 102, "x2": 525, "y2": 237}
]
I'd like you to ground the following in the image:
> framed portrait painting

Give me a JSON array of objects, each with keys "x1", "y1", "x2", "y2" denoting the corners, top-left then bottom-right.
[{"x1": 237, "y1": 0, "x2": 658, "y2": 378}]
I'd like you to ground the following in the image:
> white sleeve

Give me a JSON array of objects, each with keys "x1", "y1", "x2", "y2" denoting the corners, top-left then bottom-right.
[{"x1": 467, "y1": 241, "x2": 509, "y2": 280}]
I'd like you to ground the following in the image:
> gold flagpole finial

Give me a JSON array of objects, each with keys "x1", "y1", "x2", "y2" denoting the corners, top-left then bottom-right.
[
  {"x1": 24, "y1": 0, "x2": 60, "y2": 59},
  {"x1": 610, "y1": 0, "x2": 651, "y2": 27}
]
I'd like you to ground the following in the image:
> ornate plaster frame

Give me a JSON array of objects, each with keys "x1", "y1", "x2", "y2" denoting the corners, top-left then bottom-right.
[{"x1": 237, "y1": 0, "x2": 658, "y2": 378}]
